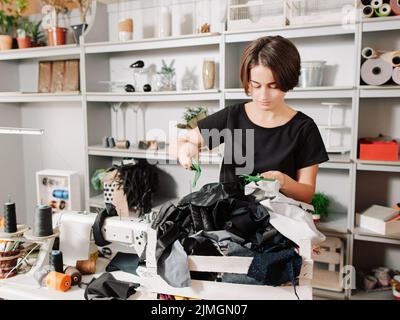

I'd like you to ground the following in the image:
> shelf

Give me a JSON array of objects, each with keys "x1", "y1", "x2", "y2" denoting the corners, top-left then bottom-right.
[
  {"x1": 350, "y1": 289, "x2": 395, "y2": 300},
  {"x1": 0, "y1": 92, "x2": 82, "y2": 103},
  {"x1": 84, "y1": 33, "x2": 221, "y2": 54},
  {"x1": 224, "y1": 87, "x2": 354, "y2": 100},
  {"x1": 313, "y1": 288, "x2": 346, "y2": 300},
  {"x1": 86, "y1": 90, "x2": 221, "y2": 102},
  {"x1": 88, "y1": 145, "x2": 222, "y2": 164},
  {"x1": 224, "y1": 23, "x2": 356, "y2": 43},
  {"x1": 312, "y1": 269, "x2": 343, "y2": 293},
  {"x1": 0, "y1": 44, "x2": 80, "y2": 61},
  {"x1": 354, "y1": 227, "x2": 400, "y2": 246},
  {"x1": 359, "y1": 86, "x2": 400, "y2": 98},
  {"x1": 316, "y1": 212, "x2": 349, "y2": 235},
  {"x1": 361, "y1": 16, "x2": 400, "y2": 33},
  {"x1": 357, "y1": 160, "x2": 400, "y2": 173},
  {"x1": 320, "y1": 153, "x2": 352, "y2": 170}
]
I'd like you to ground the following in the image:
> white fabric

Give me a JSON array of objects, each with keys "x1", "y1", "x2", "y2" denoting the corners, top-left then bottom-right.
[{"x1": 245, "y1": 180, "x2": 326, "y2": 246}]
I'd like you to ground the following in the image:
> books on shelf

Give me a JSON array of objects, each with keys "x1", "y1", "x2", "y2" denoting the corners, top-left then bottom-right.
[{"x1": 357, "y1": 205, "x2": 400, "y2": 235}]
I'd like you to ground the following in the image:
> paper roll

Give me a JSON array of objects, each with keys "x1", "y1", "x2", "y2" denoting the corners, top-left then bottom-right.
[
  {"x1": 380, "y1": 51, "x2": 400, "y2": 67},
  {"x1": 390, "y1": 0, "x2": 400, "y2": 15},
  {"x1": 371, "y1": 0, "x2": 383, "y2": 9},
  {"x1": 362, "y1": 47, "x2": 380, "y2": 59},
  {"x1": 393, "y1": 67, "x2": 400, "y2": 85},
  {"x1": 362, "y1": 5, "x2": 374, "y2": 18},
  {"x1": 375, "y1": 3, "x2": 392, "y2": 16},
  {"x1": 361, "y1": 58, "x2": 393, "y2": 85}
]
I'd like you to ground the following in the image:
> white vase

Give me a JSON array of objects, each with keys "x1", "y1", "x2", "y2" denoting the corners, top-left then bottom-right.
[{"x1": 159, "y1": 6, "x2": 171, "y2": 38}]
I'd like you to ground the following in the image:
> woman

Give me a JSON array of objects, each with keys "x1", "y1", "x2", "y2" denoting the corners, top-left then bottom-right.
[{"x1": 169, "y1": 36, "x2": 329, "y2": 204}]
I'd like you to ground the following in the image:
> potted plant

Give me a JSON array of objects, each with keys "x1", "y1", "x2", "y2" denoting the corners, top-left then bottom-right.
[
  {"x1": 0, "y1": 0, "x2": 13, "y2": 51},
  {"x1": 0, "y1": 11, "x2": 13, "y2": 50},
  {"x1": 177, "y1": 107, "x2": 208, "y2": 129},
  {"x1": 16, "y1": 17, "x2": 32, "y2": 49},
  {"x1": 68, "y1": 0, "x2": 91, "y2": 44},
  {"x1": 12, "y1": 0, "x2": 29, "y2": 48},
  {"x1": 311, "y1": 192, "x2": 330, "y2": 223},
  {"x1": 41, "y1": 0, "x2": 70, "y2": 46},
  {"x1": 31, "y1": 20, "x2": 46, "y2": 47}
]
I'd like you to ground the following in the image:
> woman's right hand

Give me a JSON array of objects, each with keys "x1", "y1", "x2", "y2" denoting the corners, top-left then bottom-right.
[{"x1": 178, "y1": 142, "x2": 199, "y2": 170}]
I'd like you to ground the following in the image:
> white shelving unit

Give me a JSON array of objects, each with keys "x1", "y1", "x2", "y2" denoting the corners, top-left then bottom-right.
[{"x1": 0, "y1": 0, "x2": 399, "y2": 300}]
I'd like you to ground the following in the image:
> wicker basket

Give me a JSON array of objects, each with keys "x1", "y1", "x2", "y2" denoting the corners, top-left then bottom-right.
[{"x1": 0, "y1": 250, "x2": 22, "y2": 279}]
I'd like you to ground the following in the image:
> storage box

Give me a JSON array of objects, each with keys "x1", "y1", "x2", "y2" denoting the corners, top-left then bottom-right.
[
  {"x1": 139, "y1": 228, "x2": 314, "y2": 300},
  {"x1": 227, "y1": 0, "x2": 288, "y2": 32},
  {"x1": 36, "y1": 170, "x2": 82, "y2": 213},
  {"x1": 359, "y1": 139, "x2": 399, "y2": 161},
  {"x1": 356, "y1": 208, "x2": 400, "y2": 236}
]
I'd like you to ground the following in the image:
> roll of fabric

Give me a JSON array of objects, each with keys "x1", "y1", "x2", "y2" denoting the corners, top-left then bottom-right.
[
  {"x1": 390, "y1": 0, "x2": 400, "y2": 15},
  {"x1": 371, "y1": 0, "x2": 383, "y2": 9},
  {"x1": 380, "y1": 51, "x2": 400, "y2": 67},
  {"x1": 375, "y1": 3, "x2": 392, "y2": 16},
  {"x1": 393, "y1": 67, "x2": 400, "y2": 85},
  {"x1": 361, "y1": 58, "x2": 393, "y2": 85},
  {"x1": 362, "y1": 5, "x2": 374, "y2": 18},
  {"x1": 362, "y1": 47, "x2": 380, "y2": 59},
  {"x1": 116, "y1": 140, "x2": 130, "y2": 149},
  {"x1": 361, "y1": 0, "x2": 372, "y2": 5}
]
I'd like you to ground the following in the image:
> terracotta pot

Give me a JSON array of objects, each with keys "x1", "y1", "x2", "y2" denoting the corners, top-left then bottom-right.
[
  {"x1": 46, "y1": 27, "x2": 68, "y2": 46},
  {"x1": 0, "y1": 35, "x2": 13, "y2": 51},
  {"x1": 17, "y1": 37, "x2": 31, "y2": 49}
]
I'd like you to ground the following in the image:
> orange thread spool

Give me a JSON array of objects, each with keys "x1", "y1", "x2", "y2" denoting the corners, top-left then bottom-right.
[{"x1": 45, "y1": 271, "x2": 71, "y2": 292}]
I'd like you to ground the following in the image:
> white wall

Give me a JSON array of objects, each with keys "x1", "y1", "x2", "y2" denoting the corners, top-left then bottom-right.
[
  {"x1": 20, "y1": 102, "x2": 86, "y2": 225},
  {"x1": 0, "y1": 104, "x2": 27, "y2": 223}
]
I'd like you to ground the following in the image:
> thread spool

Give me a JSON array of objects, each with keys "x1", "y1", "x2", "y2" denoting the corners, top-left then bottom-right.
[
  {"x1": 4, "y1": 200, "x2": 17, "y2": 233},
  {"x1": 371, "y1": 0, "x2": 383, "y2": 9},
  {"x1": 45, "y1": 271, "x2": 71, "y2": 292},
  {"x1": 362, "y1": 5, "x2": 374, "y2": 17},
  {"x1": 50, "y1": 250, "x2": 64, "y2": 273},
  {"x1": 116, "y1": 140, "x2": 130, "y2": 149},
  {"x1": 52, "y1": 189, "x2": 68, "y2": 200},
  {"x1": 75, "y1": 251, "x2": 98, "y2": 275},
  {"x1": 64, "y1": 266, "x2": 82, "y2": 286},
  {"x1": 361, "y1": 0, "x2": 372, "y2": 5},
  {"x1": 59, "y1": 200, "x2": 66, "y2": 210},
  {"x1": 375, "y1": 3, "x2": 392, "y2": 16},
  {"x1": 33, "y1": 205, "x2": 53, "y2": 237},
  {"x1": 33, "y1": 269, "x2": 49, "y2": 286},
  {"x1": 391, "y1": 0, "x2": 400, "y2": 15}
]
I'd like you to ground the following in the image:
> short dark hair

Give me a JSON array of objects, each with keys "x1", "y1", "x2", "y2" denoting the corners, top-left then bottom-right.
[{"x1": 240, "y1": 36, "x2": 301, "y2": 94}]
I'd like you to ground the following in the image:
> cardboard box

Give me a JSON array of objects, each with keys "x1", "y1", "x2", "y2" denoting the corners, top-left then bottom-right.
[{"x1": 357, "y1": 205, "x2": 400, "y2": 235}]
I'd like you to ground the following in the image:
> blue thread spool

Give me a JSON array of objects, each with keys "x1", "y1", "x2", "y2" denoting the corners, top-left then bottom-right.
[{"x1": 53, "y1": 189, "x2": 68, "y2": 200}]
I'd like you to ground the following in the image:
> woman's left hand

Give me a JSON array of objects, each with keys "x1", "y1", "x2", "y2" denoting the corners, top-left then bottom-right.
[{"x1": 260, "y1": 171, "x2": 287, "y2": 189}]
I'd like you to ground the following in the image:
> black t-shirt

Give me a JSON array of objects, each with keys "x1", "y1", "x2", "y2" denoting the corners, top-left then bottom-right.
[{"x1": 197, "y1": 103, "x2": 329, "y2": 183}]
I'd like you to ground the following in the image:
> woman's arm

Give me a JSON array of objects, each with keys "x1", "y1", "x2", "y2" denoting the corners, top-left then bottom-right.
[
  {"x1": 261, "y1": 164, "x2": 318, "y2": 203},
  {"x1": 168, "y1": 127, "x2": 206, "y2": 169}
]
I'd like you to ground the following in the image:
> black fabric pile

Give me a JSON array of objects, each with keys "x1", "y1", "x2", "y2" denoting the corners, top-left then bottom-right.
[{"x1": 151, "y1": 182, "x2": 303, "y2": 295}]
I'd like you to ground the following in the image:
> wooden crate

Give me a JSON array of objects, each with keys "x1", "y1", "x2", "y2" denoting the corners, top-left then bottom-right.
[
  {"x1": 312, "y1": 237, "x2": 344, "y2": 292},
  {"x1": 137, "y1": 228, "x2": 314, "y2": 300}
]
